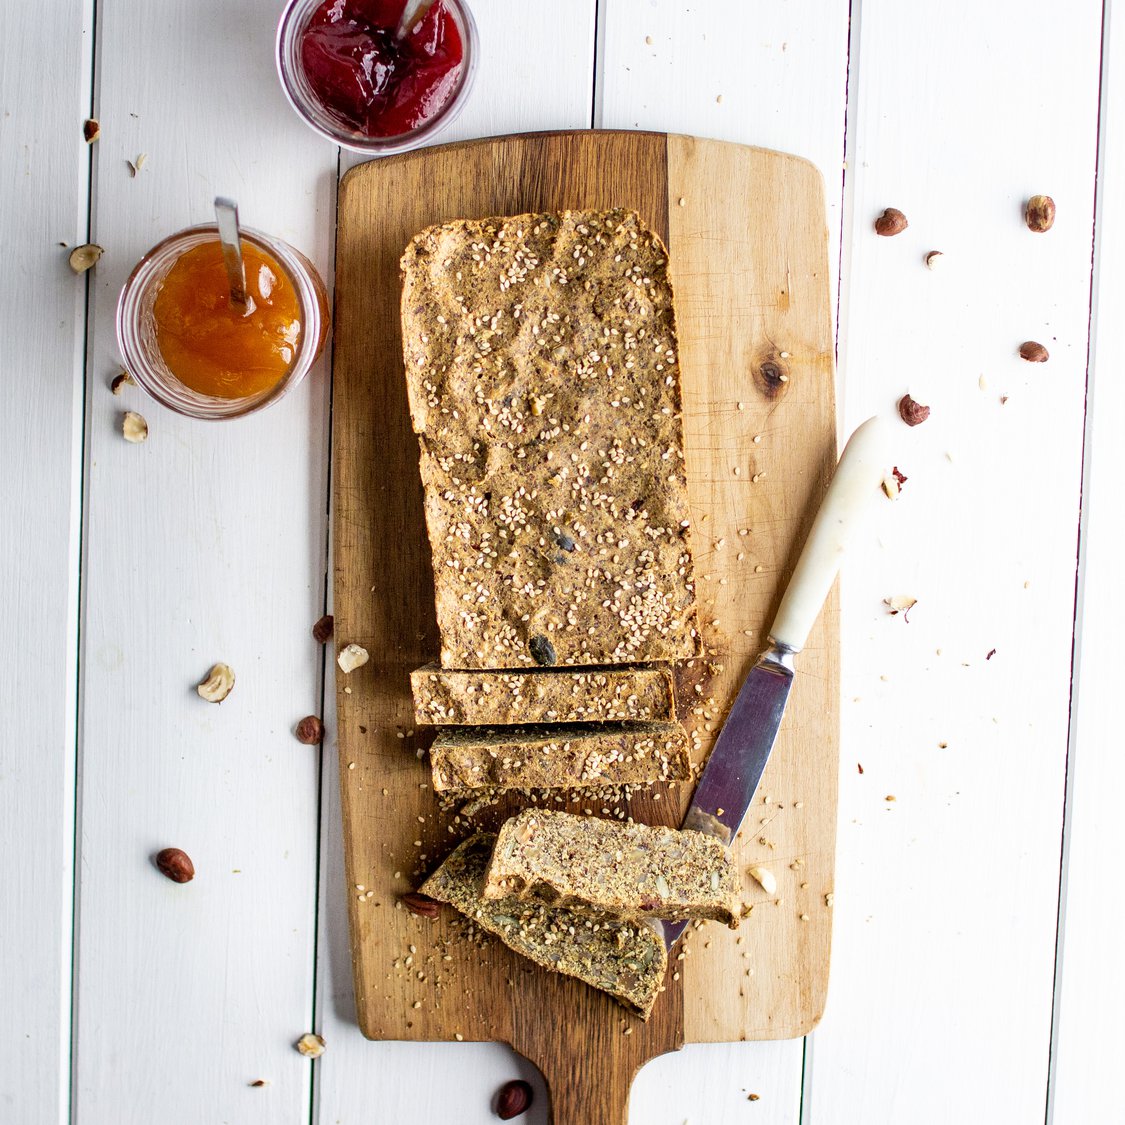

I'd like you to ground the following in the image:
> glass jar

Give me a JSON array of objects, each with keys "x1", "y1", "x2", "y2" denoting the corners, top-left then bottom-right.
[
  {"x1": 116, "y1": 225, "x2": 330, "y2": 421},
  {"x1": 275, "y1": 0, "x2": 479, "y2": 155}
]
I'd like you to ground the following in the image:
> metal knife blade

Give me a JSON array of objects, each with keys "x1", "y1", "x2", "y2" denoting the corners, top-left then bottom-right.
[
  {"x1": 663, "y1": 416, "x2": 890, "y2": 949},
  {"x1": 662, "y1": 645, "x2": 794, "y2": 948}
]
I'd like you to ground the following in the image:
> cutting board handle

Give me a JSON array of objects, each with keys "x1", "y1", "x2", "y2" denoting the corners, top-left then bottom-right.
[
  {"x1": 542, "y1": 1069, "x2": 632, "y2": 1125},
  {"x1": 514, "y1": 1022, "x2": 681, "y2": 1125}
]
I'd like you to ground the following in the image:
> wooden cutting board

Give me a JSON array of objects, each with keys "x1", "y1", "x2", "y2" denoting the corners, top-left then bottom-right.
[{"x1": 332, "y1": 131, "x2": 838, "y2": 1123}]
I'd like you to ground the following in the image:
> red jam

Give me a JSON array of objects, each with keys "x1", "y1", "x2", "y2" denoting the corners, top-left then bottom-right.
[{"x1": 299, "y1": 0, "x2": 464, "y2": 138}]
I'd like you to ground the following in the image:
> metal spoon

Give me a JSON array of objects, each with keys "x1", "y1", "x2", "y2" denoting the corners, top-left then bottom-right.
[
  {"x1": 213, "y1": 196, "x2": 250, "y2": 312},
  {"x1": 396, "y1": 0, "x2": 436, "y2": 39}
]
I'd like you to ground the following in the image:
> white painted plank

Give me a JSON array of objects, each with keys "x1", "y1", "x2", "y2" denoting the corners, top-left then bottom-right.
[
  {"x1": 0, "y1": 1, "x2": 91, "y2": 1121},
  {"x1": 597, "y1": 0, "x2": 849, "y2": 307},
  {"x1": 597, "y1": 3, "x2": 848, "y2": 1122},
  {"x1": 73, "y1": 0, "x2": 337, "y2": 1120},
  {"x1": 315, "y1": 4, "x2": 600, "y2": 1123},
  {"x1": 1048, "y1": 1, "x2": 1125, "y2": 1119},
  {"x1": 809, "y1": 1, "x2": 1102, "y2": 1121}
]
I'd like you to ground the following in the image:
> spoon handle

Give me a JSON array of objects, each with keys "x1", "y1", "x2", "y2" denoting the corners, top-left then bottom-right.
[
  {"x1": 396, "y1": 0, "x2": 436, "y2": 39},
  {"x1": 214, "y1": 196, "x2": 249, "y2": 310}
]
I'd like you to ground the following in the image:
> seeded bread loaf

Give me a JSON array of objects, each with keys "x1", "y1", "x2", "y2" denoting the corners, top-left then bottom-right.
[
  {"x1": 484, "y1": 809, "x2": 741, "y2": 928},
  {"x1": 401, "y1": 208, "x2": 699, "y2": 669},
  {"x1": 428, "y1": 721, "x2": 691, "y2": 793},
  {"x1": 410, "y1": 662, "x2": 676, "y2": 725},
  {"x1": 418, "y1": 833, "x2": 667, "y2": 1018}
]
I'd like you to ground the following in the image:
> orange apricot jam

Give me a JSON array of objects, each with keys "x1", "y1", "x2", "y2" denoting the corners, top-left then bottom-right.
[{"x1": 153, "y1": 240, "x2": 302, "y2": 399}]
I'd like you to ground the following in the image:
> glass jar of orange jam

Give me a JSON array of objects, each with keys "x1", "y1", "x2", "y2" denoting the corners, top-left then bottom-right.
[{"x1": 117, "y1": 225, "x2": 329, "y2": 420}]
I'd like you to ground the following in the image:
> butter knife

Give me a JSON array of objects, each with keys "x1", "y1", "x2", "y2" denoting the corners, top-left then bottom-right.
[{"x1": 664, "y1": 416, "x2": 890, "y2": 947}]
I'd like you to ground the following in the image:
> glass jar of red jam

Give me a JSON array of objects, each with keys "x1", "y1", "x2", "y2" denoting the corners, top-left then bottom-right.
[
  {"x1": 116, "y1": 225, "x2": 330, "y2": 420},
  {"x1": 276, "y1": 0, "x2": 478, "y2": 154}
]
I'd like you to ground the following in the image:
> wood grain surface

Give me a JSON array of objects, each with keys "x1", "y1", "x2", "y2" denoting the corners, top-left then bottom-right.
[{"x1": 332, "y1": 131, "x2": 836, "y2": 1121}]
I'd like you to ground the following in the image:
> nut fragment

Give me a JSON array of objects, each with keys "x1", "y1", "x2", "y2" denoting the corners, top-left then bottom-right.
[
  {"x1": 881, "y1": 466, "x2": 909, "y2": 500},
  {"x1": 747, "y1": 865, "x2": 777, "y2": 895},
  {"x1": 68, "y1": 243, "x2": 103, "y2": 273},
  {"x1": 924, "y1": 250, "x2": 944, "y2": 269},
  {"x1": 311, "y1": 614, "x2": 334, "y2": 644},
  {"x1": 83, "y1": 118, "x2": 100, "y2": 144},
  {"x1": 110, "y1": 369, "x2": 135, "y2": 395},
  {"x1": 337, "y1": 643, "x2": 369, "y2": 673},
  {"x1": 295, "y1": 715, "x2": 324, "y2": 744},
  {"x1": 122, "y1": 411, "x2": 148, "y2": 443},
  {"x1": 495, "y1": 1079, "x2": 533, "y2": 1120},
  {"x1": 196, "y1": 662, "x2": 235, "y2": 703},
  {"x1": 295, "y1": 1033, "x2": 325, "y2": 1058},
  {"x1": 897, "y1": 394, "x2": 930, "y2": 427},
  {"x1": 884, "y1": 595, "x2": 917, "y2": 618},
  {"x1": 1019, "y1": 341, "x2": 1049, "y2": 363},
  {"x1": 155, "y1": 847, "x2": 195, "y2": 883},
  {"x1": 127, "y1": 153, "x2": 147, "y2": 177},
  {"x1": 874, "y1": 207, "x2": 908, "y2": 236},
  {"x1": 1025, "y1": 195, "x2": 1056, "y2": 233},
  {"x1": 400, "y1": 892, "x2": 441, "y2": 919}
]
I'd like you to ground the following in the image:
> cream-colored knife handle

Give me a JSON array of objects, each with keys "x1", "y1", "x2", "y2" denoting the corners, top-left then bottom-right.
[{"x1": 768, "y1": 416, "x2": 890, "y2": 653}]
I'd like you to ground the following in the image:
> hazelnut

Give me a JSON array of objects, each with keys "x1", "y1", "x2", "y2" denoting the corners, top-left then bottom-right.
[
  {"x1": 122, "y1": 410, "x2": 148, "y2": 443},
  {"x1": 68, "y1": 243, "x2": 103, "y2": 273},
  {"x1": 1025, "y1": 195, "x2": 1056, "y2": 233},
  {"x1": 747, "y1": 865, "x2": 777, "y2": 895},
  {"x1": 337, "y1": 643, "x2": 369, "y2": 674},
  {"x1": 196, "y1": 662, "x2": 235, "y2": 703},
  {"x1": 401, "y1": 892, "x2": 441, "y2": 919},
  {"x1": 495, "y1": 1079, "x2": 533, "y2": 1120},
  {"x1": 295, "y1": 1033, "x2": 325, "y2": 1058},
  {"x1": 897, "y1": 394, "x2": 930, "y2": 426},
  {"x1": 83, "y1": 119, "x2": 100, "y2": 144},
  {"x1": 924, "y1": 250, "x2": 944, "y2": 269},
  {"x1": 110, "y1": 369, "x2": 135, "y2": 395},
  {"x1": 155, "y1": 847, "x2": 195, "y2": 883},
  {"x1": 874, "y1": 207, "x2": 908, "y2": 236},
  {"x1": 1019, "y1": 341, "x2": 1049, "y2": 363},
  {"x1": 311, "y1": 614, "x2": 334, "y2": 644},
  {"x1": 295, "y1": 715, "x2": 324, "y2": 744}
]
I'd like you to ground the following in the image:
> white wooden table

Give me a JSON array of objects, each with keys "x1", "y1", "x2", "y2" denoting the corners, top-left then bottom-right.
[{"x1": 4, "y1": 0, "x2": 1122, "y2": 1121}]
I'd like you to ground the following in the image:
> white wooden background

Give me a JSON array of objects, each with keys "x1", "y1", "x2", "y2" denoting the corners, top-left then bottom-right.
[{"x1": 2, "y1": 0, "x2": 1120, "y2": 1121}]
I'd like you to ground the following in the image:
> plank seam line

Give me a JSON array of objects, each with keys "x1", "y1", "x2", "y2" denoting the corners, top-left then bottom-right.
[
  {"x1": 1044, "y1": 2, "x2": 1111, "y2": 1121},
  {"x1": 69, "y1": 0, "x2": 101, "y2": 1118},
  {"x1": 591, "y1": 0, "x2": 605, "y2": 129},
  {"x1": 804, "y1": 0, "x2": 857, "y2": 1112},
  {"x1": 308, "y1": 141, "x2": 344, "y2": 1125}
]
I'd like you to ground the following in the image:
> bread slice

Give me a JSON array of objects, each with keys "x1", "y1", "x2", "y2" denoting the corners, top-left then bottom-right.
[
  {"x1": 410, "y1": 662, "x2": 676, "y2": 725},
  {"x1": 428, "y1": 721, "x2": 691, "y2": 793},
  {"x1": 401, "y1": 208, "x2": 699, "y2": 669},
  {"x1": 418, "y1": 833, "x2": 667, "y2": 1018},
  {"x1": 484, "y1": 809, "x2": 741, "y2": 928}
]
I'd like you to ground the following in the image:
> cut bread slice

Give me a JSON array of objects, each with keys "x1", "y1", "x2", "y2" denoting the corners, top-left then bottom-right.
[
  {"x1": 410, "y1": 662, "x2": 676, "y2": 725},
  {"x1": 418, "y1": 833, "x2": 667, "y2": 1018},
  {"x1": 428, "y1": 721, "x2": 691, "y2": 792},
  {"x1": 484, "y1": 808, "x2": 741, "y2": 928}
]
